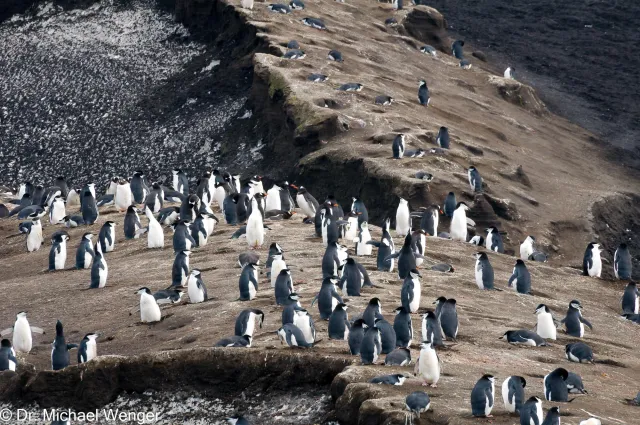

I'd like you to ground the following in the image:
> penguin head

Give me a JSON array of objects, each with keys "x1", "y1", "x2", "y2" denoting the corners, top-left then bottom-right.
[
  {"x1": 419, "y1": 341, "x2": 433, "y2": 350},
  {"x1": 514, "y1": 376, "x2": 527, "y2": 388},
  {"x1": 515, "y1": 259, "x2": 525, "y2": 267},
  {"x1": 552, "y1": 368, "x2": 569, "y2": 380},
  {"x1": 394, "y1": 306, "x2": 408, "y2": 315},
  {"x1": 226, "y1": 415, "x2": 244, "y2": 425},
  {"x1": 569, "y1": 300, "x2": 582, "y2": 310},
  {"x1": 346, "y1": 257, "x2": 356, "y2": 265},
  {"x1": 482, "y1": 374, "x2": 495, "y2": 383},
  {"x1": 455, "y1": 202, "x2": 469, "y2": 211},
  {"x1": 525, "y1": 235, "x2": 536, "y2": 244},
  {"x1": 433, "y1": 296, "x2": 447, "y2": 306},
  {"x1": 105, "y1": 221, "x2": 116, "y2": 227},
  {"x1": 500, "y1": 331, "x2": 513, "y2": 340},
  {"x1": 83, "y1": 333, "x2": 99, "y2": 341},
  {"x1": 336, "y1": 303, "x2": 348, "y2": 311},
  {"x1": 190, "y1": 269, "x2": 201, "y2": 276},
  {"x1": 548, "y1": 407, "x2": 560, "y2": 416},
  {"x1": 359, "y1": 221, "x2": 368, "y2": 229},
  {"x1": 369, "y1": 297, "x2": 382, "y2": 310},
  {"x1": 409, "y1": 269, "x2": 421, "y2": 279},
  {"x1": 419, "y1": 79, "x2": 427, "y2": 87},
  {"x1": 424, "y1": 310, "x2": 437, "y2": 320},
  {"x1": 486, "y1": 226, "x2": 498, "y2": 234},
  {"x1": 534, "y1": 304, "x2": 550, "y2": 314},
  {"x1": 136, "y1": 287, "x2": 152, "y2": 295},
  {"x1": 16, "y1": 311, "x2": 27, "y2": 319},
  {"x1": 1, "y1": 339, "x2": 11, "y2": 348},
  {"x1": 382, "y1": 218, "x2": 391, "y2": 231},
  {"x1": 241, "y1": 334, "x2": 252, "y2": 344},
  {"x1": 474, "y1": 252, "x2": 487, "y2": 260},
  {"x1": 619, "y1": 242, "x2": 628, "y2": 250},
  {"x1": 55, "y1": 320, "x2": 64, "y2": 336}
]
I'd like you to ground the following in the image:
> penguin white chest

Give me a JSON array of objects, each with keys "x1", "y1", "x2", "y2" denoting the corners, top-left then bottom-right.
[
  {"x1": 86, "y1": 340, "x2": 97, "y2": 361},
  {"x1": 475, "y1": 260, "x2": 484, "y2": 289},
  {"x1": 271, "y1": 259, "x2": 286, "y2": 287},
  {"x1": 50, "y1": 202, "x2": 66, "y2": 224},
  {"x1": 148, "y1": 220, "x2": 164, "y2": 248},
  {"x1": 357, "y1": 230, "x2": 372, "y2": 255},
  {"x1": 13, "y1": 319, "x2": 33, "y2": 353},
  {"x1": 520, "y1": 242, "x2": 533, "y2": 261},
  {"x1": 501, "y1": 378, "x2": 515, "y2": 412},
  {"x1": 246, "y1": 209, "x2": 264, "y2": 248},
  {"x1": 105, "y1": 228, "x2": 115, "y2": 251},
  {"x1": 266, "y1": 188, "x2": 281, "y2": 211},
  {"x1": 245, "y1": 313, "x2": 256, "y2": 336},
  {"x1": 579, "y1": 321, "x2": 584, "y2": 338},
  {"x1": 115, "y1": 184, "x2": 132, "y2": 209},
  {"x1": 27, "y1": 224, "x2": 43, "y2": 252},
  {"x1": 295, "y1": 315, "x2": 314, "y2": 344},
  {"x1": 55, "y1": 242, "x2": 67, "y2": 269},
  {"x1": 395, "y1": 204, "x2": 410, "y2": 236},
  {"x1": 188, "y1": 277, "x2": 205, "y2": 303},
  {"x1": 537, "y1": 313, "x2": 556, "y2": 339},
  {"x1": 98, "y1": 258, "x2": 108, "y2": 287},
  {"x1": 418, "y1": 348, "x2": 440, "y2": 384},
  {"x1": 140, "y1": 294, "x2": 161, "y2": 323},
  {"x1": 450, "y1": 210, "x2": 467, "y2": 241},
  {"x1": 84, "y1": 250, "x2": 93, "y2": 269},
  {"x1": 589, "y1": 251, "x2": 602, "y2": 277},
  {"x1": 345, "y1": 217, "x2": 358, "y2": 240},
  {"x1": 409, "y1": 278, "x2": 421, "y2": 313}
]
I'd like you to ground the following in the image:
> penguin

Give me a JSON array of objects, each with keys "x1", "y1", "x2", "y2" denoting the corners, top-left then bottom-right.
[
  {"x1": 234, "y1": 192, "x2": 251, "y2": 222},
  {"x1": 239, "y1": 263, "x2": 259, "y2": 301},
  {"x1": 360, "y1": 324, "x2": 382, "y2": 365},
  {"x1": 582, "y1": 242, "x2": 603, "y2": 278},
  {"x1": 561, "y1": 300, "x2": 592, "y2": 337},
  {"x1": 308, "y1": 73, "x2": 328, "y2": 82},
  {"x1": 474, "y1": 252, "x2": 495, "y2": 290},
  {"x1": 451, "y1": 40, "x2": 465, "y2": 59},
  {"x1": 367, "y1": 217, "x2": 395, "y2": 271},
  {"x1": 44, "y1": 186, "x2": 62, "y2": 208},
  {"x1": 450, "y1": 202, "x2": 470, "y2": 241},
  {"x1": 370, "y1": 374, "x2": 406, "y2": 385},
  {"x1": 328, "y1": 303, "x2": 350, "y2": 340},
  {"x1": 435, "y1": 297, "x2": 458, "y2": 340},
  {"x1": 81, "y1": 188, "x2": 99, "y2": 225},
  {"x1": 544, "y1": 368, "x2": 569, "y2": 401},
  {"x1": 240, "y1": 0, "x2": 254, "y2": 9},
  {"x1": 51, "y1": 320, "x2": 78, "y2": 371},
  {"x1": 347, "y1": 318, "x2": 366, "y2": 355},
  {"x1": 97, "y1": 221, "x2": 116, "y2": 253},
  {"x1": 145, "y1": 206, "x2": 164, "y2": 248},
  {"x1": 393, "y1": 306, "x2": 413, "y2": 348},
  {"x1": 235, "y1": 309, "x2": 264, "y2": 337},
  {"x1": 420, "y1": 45, "x2": 437, "y2": 56},
  {"x1": 384, "y1": 347, "x2": 412, "y2": 366},
  {"x1": 172, "y1": 250, "x2": 190, "y2": 287},
  {"x1": 485, "y1": 227, "x2": 504, "y2": 253},
  {"x1": 293, "y1": 309, "x2": 316, "y2": 344},
  {"x1": 66, "y1": 187, "x2": 80, "y2": 206},
  {"x1": 215, "y1": 334, "x2": 252, "y2": 348},
  {"x1": 541, "y1": 407, "x2": 561, "y2": 425},
  {"x1": 322, "y1": 241, "x2": 347, "y2": 278},
  {"x1": 520, "y1": 236, "x2": 537, "y2": 261},
  {"x1": 566, "y1": 372, "x2": 587, "y2": 394},
  {"x1": 622, "y1": 281, "x2": 639, "y2": 313},
  {"x1": 405, "y1": 392, "x2": 431, "y2": 420},
  {"x1": 0, "y1": 312, "x2": 44, "y2": 354},
  {"x1": 130, "y1": 171, "x2": 149, "y2": 204},
  {"x1": 579, "y1": 420, "x2": 601, "y2": 425},
  {"x1": 266, "y1": 183, "x2": 284, "y2": 212},
  {"x1": 416, "y1": 205, "x2": 439, "y2": 237},
  {"x1": 338, "y1": 83, "x2": 363, "y2": 91},
  {"x1": 124, "y1": 205, "x2": 142, "y2": 239},
  {"x1": 63, "y1": 215, "x2": 85, "y2": 228},
  {"x1": 114, "y1": 178, "x2": 133, "y2": 211},
  {"x1": 350, "y1": 197, "x2": 369, "y2": 225},
  {"x1": 277, "y1": 324, "x2": 313, "y2": 348},
  {"x1": 144, "y1": 182, "x2": 164, "y2": 213},
  {"x1": 187, "y1": 269, "x2": 207, "y2": 303},
  {"x1": 410, "y1": 229, "x2": 427, "y2": 267},
  {"x1": 190, "y1": 214, "x2": 209, "y2": 247},
  {"x1": 76, "y1": 233, "x2": 94, "y2": 270},
  {"x1": 614, "y1": 243, "x2": 632, "y2": 280},
  {"x1": 0, "y1": 339, "x2": 17, "y2": 371},
  {"x1": 460, "y1": 59, "x2": 472, "y2": 69},
  {"x1": 392, "y1": 134, "x2": 405, "y2": 159},
  {"x1": 436, "y1": 126, "x2": 450, "y2": 149},
  {"x1": 421, "y1": 310, "x2": 444, "y2": 347},
  {"x1": 535, "y1": 304, "x2": 557, "y2": 340},
  {"x1": 171, "y1": 168, "x2": 189, "y2": 196},
  {"x1": 386, "y1": 234, "x2": 423, "y2": 280},
  {"x1": 287, "y1": 40, "x2": 299, "y2": 49},
  {"x1": 566, "y1": 342, "x2": 594, "y2": 363},
  {"x1": 443, "y1": 192, "x2": 456, "y2": 218},
  {"x1": 468, "y1": 166, "x2": 483, "y2": 192},
  {"x1": 294, "y1": 186, "x2": 319, "y2": 219},
  {"x1": 520, "y1": 396, "x2": 544, "y2": 425},
  {"x1": 354, "y1": 221, "x2": 373, "y2": 256},
  {"x1": 401, "y1": 269, "x2": 422, "y2": 313},
  {"x1": 374, "y1": 95, "x2": 393, "y2": 106},
  {"x1": 339, "y1": 258, "x2": 362, "y2": 296},
  {"x1": 172, "y1": 220, "x2": 195, "y2": 253},
  {"x1": 509, "y1": 259, "x2": 532, "y2": 294},
  {"x1": 48, "y1": 232, "x2": 69, "y2": 271},
  {"x1": 226, "y1": 415, "x2": 251, "y2": 425},
  {"x1": 153, "y1": 286, "x2": 185, "y2": 305},
  {"x1": 314, "y1": 276, "x2": 343, "y2": 319},
  {"x1": 504, "y1": 66, "x2": 515, "y2": 79},
  {"x1": 48, "y1": 196, "x2": 66, "y2": 225},
  {"x1": 266, "y1": 242, "x2": 284, "y2": 269},
  {"x1": 274, "y1": 269, "x2": 294, "y2": 305},
  {"x1": 77, "y1": 333, "x2": 99, "y2": 363},
  {"x1": 327, "y1": 49, "x2": 343, "y2": 62},
  {"x1": 26, "y1": 214, "x2": 43, "y2": 252},
  {"x1": 282, "y1": 294, "x2": 302, "y2": 327},
  {"x1": 90, "y1": 242, "x2": 108, "y2": 289},
  {"x1": 136, "y1": 287, "x2": 161, "y2": 323},
  {"x1": 180, "y1": 194, "x2": 200, "y2": 222},
  {"x1": 418, "y1": 79, "x2": 430, "y2": 106},
  {"x1": 502, "y1": 376, "x2": 527, "y2": 414},
  {"x1": 414, "y1": 341, "x2": 440, "y2": 387},
  {"x1": 500, "y1": 330, "x2": 548, "y2": 346},
  {"x1": 375, "y1": 318, "x2": 396, "y2": 354},
  {"x1": 31, "y1": 184, "x2": 45, "y2": 206},
  {"x1": 269, "y1": 4, "x2": 292, "y2": 14},
  {"x1": 196, "y1": 172, "x2": 213, "y2": 206},
  {"x1": 471, "y1": 374, "x2": 496, "y2": 417}
]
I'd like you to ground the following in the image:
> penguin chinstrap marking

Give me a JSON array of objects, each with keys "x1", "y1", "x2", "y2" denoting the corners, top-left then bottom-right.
[
  {"x1": 401, "y1": 269, "x2": 422, "y2": 314},
  {"x1": 508, "y1": 259, "x2": 532, "y2": 294},
  {"x1": 239, "y1": 263, "x2": 260, "y2": 301},
  {"x1": 414, "y1": 341, "x2": 440, "y2": 387},
  {"x1": 471, "y1": 374, "x2": 496, "y2": 417},
  {"x1": 385, "y1": 234, "x2": 424, "y2": 280},
  {"x1": 51, "y1": 320, "x2": 78, "y2": 371},
  {"x1": 560, "y1": 300, "x2": 593, "y2": 338},
  {"x1": 582, "y1": 242, "x2": 603, "y2": 278},
  {"x1": 614, "y1": 243, "x2": 632, "y2": 280},
  {"x1": 137, "y1": 287, "x2": 162, "y2": 323},
  {"x1": 48, "y1": 232, "x2": 69, "y2": 271},
  {"x1": 502, "y1": 375, "x2": 526, "y2": 413},
  {"x1": 77, "y1": 333, "x2": 99, "y2": 364},
  {"x1": 187, "y1": 269, "x2": 207, "y2": 303},
  {"x1": 474, "y1": 252, "x2": 495, "y2": 290}
]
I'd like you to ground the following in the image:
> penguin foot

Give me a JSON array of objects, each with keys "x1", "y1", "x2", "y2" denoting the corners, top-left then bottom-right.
[{"x1": 429, "y1": 383, "x2": 438, "y2": 388}]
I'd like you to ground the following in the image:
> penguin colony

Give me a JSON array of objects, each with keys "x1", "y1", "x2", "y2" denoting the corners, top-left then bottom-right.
[
  {"x1": 1, "y1": 169, "x2": 636, "y2": 424},
  {"x1": 0, "y1": 2, "x2": 637, "y2": 425}
]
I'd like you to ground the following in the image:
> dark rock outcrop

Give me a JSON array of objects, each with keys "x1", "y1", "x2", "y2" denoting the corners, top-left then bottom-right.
[
  {"x1": 488, "y1": 76, "x2": 549, "y2": 116},
  {"x1": 400, "y1": 6, "x2": 449, "y2": 53}
]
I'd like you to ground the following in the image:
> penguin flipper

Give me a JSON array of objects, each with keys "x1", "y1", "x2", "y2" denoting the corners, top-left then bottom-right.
[
  {"x1": 0, "y1": 328, "x2": 13, "y2": 336},
  {"x1": 508, "y1": 273, "x2": 516, "y2": 287},
  {"x1": 331, "y1": 290, "x2": 344, "y2": 304},
  {"x1": 366, "y1": 241, "x2": 381, "y2": 247},
  {"x1": 311, "y1": 294, "x2": 318, "y2": 307},
  {"x1": 580, "y1": 317, "x2": 593, "y2": 330},
  {"x1": 8, "y1": 353, "x2": 18, "y2": 365},
  {"x1": 29, "y1": 326, "x2": 45, "y2": 334},
  {"x1": 384, "y1": 252, "x2": 401, "y2": 261},
  {"x1": 67, "y1": 343, "x2": 79, "y2": 350}
]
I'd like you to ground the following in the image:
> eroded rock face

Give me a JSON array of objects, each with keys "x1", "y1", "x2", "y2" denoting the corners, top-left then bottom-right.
[
  {"x1": 400, "y1": 6, "x2": 449, "y2": 53},
  {"x1": 488, "y1": 76, "x2": 549, "y2": 116}
]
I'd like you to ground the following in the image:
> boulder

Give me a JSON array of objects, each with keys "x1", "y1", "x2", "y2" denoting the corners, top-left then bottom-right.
[
  {"x1": 488, "y1": 76, "x2": 549, "y2": 116},
  {"x1": 400, "y1": 6, "x2": 448, "y2": 53}
]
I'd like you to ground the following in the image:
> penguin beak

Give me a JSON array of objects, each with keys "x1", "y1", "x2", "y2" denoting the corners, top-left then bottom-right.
[{"x1": 290, "y1": 184, "x2": 298, "y2": 189}]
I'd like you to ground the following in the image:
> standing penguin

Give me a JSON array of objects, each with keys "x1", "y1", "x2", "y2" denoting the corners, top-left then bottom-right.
[
  {"x1": 314, "y1": 276, "x2": 343, "y2": 319},
  {"x1": 541, "y1": 406, "x2": 561, "y2": 425},
  {"x1": 395, "y1": 198, "x2": 411, "y2": 237},
  {"x1": 418, "y1": 79, "x2": 430, "y2": 106},
  {"x1": 76, "y1": 233, "x2": 95, "y2": 269},
  {"x1": 443, "y1": 192, "x2": 456, "y2": 218},
  {"x1": 77, "y1": 333, "x2": 99, "y2": 363},
  {"x1": 474, "y1": 252, "x2": 495, "y2": 290},
  {"x1": 180, "y1": 195, "x2": 200, "y2": 223},
  {"x1": 436, "y1": 126, "x2": 450, "y2": 149},
  {"x1": 172, "y1": 220, "x2": 195, "y2": 253},
  {"x1": 582, "y1": 242, "x2": 603, "y2": 277},
  {"x1": 414, "y1": 341, "x2": 440, "y2": 387},
  {"x1": 535, "y1": 304, "x2": 557, "y2": 340},
  {"x1": 417, "y1": 205, "x2": 439, "y2": 237},
  {"x1": 354, "y1": 221, "x2": 373, "y2": 256},
  {"x1": 98, "y1": 221, "x2": 116, "y2": 253},
  {"x1": 1, "y1": 312, "x2": 44, "y2": 354},
  {"x1": 144, "y1": 182, "x2": 164, "y2": 213},
  {"x1": 468, "y1": 166, "x2": 483, "y2": 192},
  {"x1": 435, "y1": 297, "x2": 458, "y2": 341},
  {"x1": 238, "y1": 263, "x2": 259, "y2": 301},
  {"x1": 49, "y1": 232, "x2": 69, "y2": 271},
  {"x1": 328, "y1": 303, "x2": 350, "y2": 340},
  {"x1": 172, "y1": 250, "x2": 190, "y2": 287},
  {"x1": 348, "y1": 318, "x2": 366, "y2": 355},
  {"x1": 340, "y1": 258, "x2": 362, "y2": 296},
  {"x1": 123, "y1": 205, "x2": 142, "y2": 239},
  {"x1": 450, "y1": 202, "x2": 470, "y2": 241},
  {"x1": 81, "y1": 189, "x2": 99, "y2": 225},
  {"x1": 114, "y1": 178, "x2": 133, "y2": 211},
  {"x1": 508, "y1": 260, "x2": 532, "y2": 294},
  {"x1": 274, "y1": 269, "x2": 294, "y2": 305},
  {"x1": 294, "y1": 186, "x2": 320, "y2": 220},
  {"x1": 520, "y1": 236, "x2": 536, "y2": 261},
  {"x1": 90, "y1": 242, "x2": 108, "y2": 289},
  {"x1": 393, "y1": 306, "x2": 413, "y2": 348},
  {"x1": 561, "y1": 300, "x2": 592, "y2": 337},
  {"x1": 0, "y1": 340, "x2": 17, "y2": 371},
  {"x1": 405, "y1": 391, "x2": 431, "y2": 420},
  {"x1": 190, "y1": 214, "x2": 209, "y2": 247},
  {"x1": 246, "y1": 197, "x2": 264, "y2": 248},
  {"x1": 130, "y1": 171, "x2": 149, "y2": 204},
  {"x1": 544, "y1": 368, "x2": 569, "y2": 401},
  {"x1": 622, "y1": 281, "x2": 639, "y2": 314},
  {"x1": 172, "y1": 168, "x2": 189, "y2": 196},
  {"x1": 136, "y1": 288, "x2": 162, "y2": 323},
  {"x1": 502, "y1": 376, "x2": 527, "y2": 414},
  {"x1": 471, "y1": 374, "x2": 496, "y2": 417},
  {"x1": 392, "y1": 134, "x2": 405, "y2": 159},
  {"x1": 614, "y1": 243, "x2": 632, "y2": 280},
  {"x1": 520, "y1": 396, "x2": 543, "y2": 425},
  {"x1": 26, "y1": 213, "x2": 43, "y2": 252},
  {"x1": 401, "y1": 269, "x2": 422, "y2": 313},
  {"x1": 323, "y1": 242, "x2": 347, "y2": 278},
  {"x1": 282, "y1": 294, "x2": 302, "y2": 325},
  {"x1": 367, "y1": 218, "x2": 395, "y2": 271},
  {"x1": 145, "y1": 206, "x2": 164, "y2": 248},
  {"x1": 411, "y1": 229, "x2": 427, "y2": 267},
  {"x1": 386, "y1": 234, "x2": 423, "y2": 280},
  {"x1": 235, "y1": 309, "x2": 264, "y2": 337},
  {"x1": 375, "y1": 318, "x2": 396, "y2": 354},
  {"x1": 485, "y1": 227, "x2": 504, "y2": 253},
  {"x1": 294, "y1": 310, "x2": 316, "y2": 344},
  {"x1": 49, "y1": 196, "x2": 66, "y2": 225},
  {"x1": 421, "y1": 311, "x2": 444, "y2": 347},
  {"x1": 187, "y1": 269, "x2": 207, "y2": 303},
  {"x1": 51, "y1": 321, "x2": 78, "y2": 371},
  {"x1": 451, "y1": 40, "x2": 465, "y2": 59},
  {"x1": 350, "y1": 197, "x2": 369, "y2": 225},
  {"x1": 360, "y1": 324, "x2": 382, "y2": 365}
]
